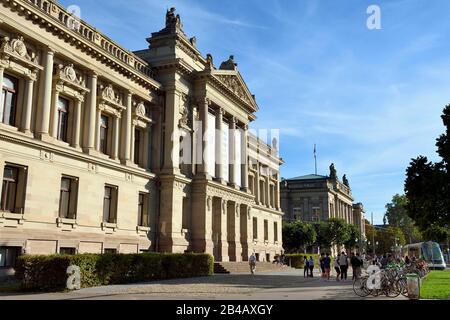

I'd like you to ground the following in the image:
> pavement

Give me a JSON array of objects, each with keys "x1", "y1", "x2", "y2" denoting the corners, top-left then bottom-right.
[{"x1": 0, "y1": 268, "x2": 407, "y2": 300}]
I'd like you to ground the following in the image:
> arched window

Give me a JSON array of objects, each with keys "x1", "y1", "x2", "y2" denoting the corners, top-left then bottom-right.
[{"x1": 1, "y1": 74, "x2": 18, "y2": 126}]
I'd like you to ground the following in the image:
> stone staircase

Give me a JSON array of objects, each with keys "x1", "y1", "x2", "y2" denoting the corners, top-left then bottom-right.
[{"x1": 214, "y1": 261, "x2": 290, "y2": 274}]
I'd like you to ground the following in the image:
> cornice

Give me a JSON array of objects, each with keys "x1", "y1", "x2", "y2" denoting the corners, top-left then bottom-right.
[
  {"x1": 0, "y1": 130, "x2": 156, "y2": 180},
  {"x1": 1, "y1": 0, "x2": 163, "y2": 92}
]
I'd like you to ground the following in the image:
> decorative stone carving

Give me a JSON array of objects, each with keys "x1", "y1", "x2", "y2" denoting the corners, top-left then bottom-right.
[
  {"x1": 222, "y1": 200, "x2": 227, "y2": 215},
  {"x1": 329, "y1": 163, "x2": 337, "y2": 180},
  {"x1": 102, "y1": 84, "x2": 120, "y2": 104},
  {"x1": 165, "y1": 7, "x2": 182, "y2": 30},
  {"x1": 342, "y1": 174, "x2": 349, "y2": 187},
  {"x1": 56, "y1": 63, "x2": 85, "y2": 87},
  {"x1": 215, "y1": 75, "x2": 251, "y2": 104},
  {"x1": 235, "y1": 203, "x2": 240, "y2": 217},
  {"x1": 206, "y1": 53, "x2": 214, "y2": 69},
  {"x1": 179, "y1": 94, "x2": 191, "y2": 129},
  {"x1": 136, "y1": 102, "x2": 146, "y2": 117},
  {"x1": 207, "y1": 196, "x2": 212, "y2": 211},
  {"x1": 0, "y1": 36, "x2": 38, "y2": 64},
  {"x1": 219, "y1": 55, "x2": 238, "y2": 71}
]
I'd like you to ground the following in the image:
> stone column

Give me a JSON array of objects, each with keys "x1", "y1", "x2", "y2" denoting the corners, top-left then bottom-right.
[
  {"x1": 197, "y1": 97, "x2": 210, "y2": 176},
  {"x1": 219, "y1": 199, "x2": 229, "y2": 262},
  {"x1": 215, "y1": 108, "x2": 224, "y2": 182},
  {"x1": 85, "y1": 72, "x2": 97, "y2": 153},
  {"x1": 51, "y1": 88, "x2": 60, "y2": 138},
  {"x1": 256, "y1": 162, "x2": 261, "y2": 204},
  {"x1": 275, "y1": 174, "x2": 281, "y2": 209},
  {"x1": 228, "y1": 202, "x2": 242, "y2": 262},
  {"x1": 228, "y1": 117, "x2": 236, "y2": 187},
  {"x1": 266, "y1": 175, "x2": 270, "y2": 207},
  {"x1": 162, "y1": 89, "x2": 180, "y2": 174},
  {"x1": 121, "y1": 92, "x2": 132, "y2": 164},
  {"x1": 113, "y1": 116, "x2": 120, "y2": 160},
  {"x1": 72, "y1": 98, "x2": 82, "y2": 149},
  {"x1": 143, "y1": 126, "x2": 151, "y2": 170},
  {"x1": 21, "y1": 77, "x2": 35, "y2": 134},
  {"x1": 0, "y1": 67, "x2": 4, "y2": 93},
  {"x1": 130, "y1": 122, "x2": 136, "y2": 163},
  {"x1": 241, "y1": 126, "x2": 249, "y2": 192},
  {"x1": 95, "y1": 108, "x2": 101, "y2": 151},
  {"x1": 37, "y1": 49, "x2": 54, "y2": 139}
]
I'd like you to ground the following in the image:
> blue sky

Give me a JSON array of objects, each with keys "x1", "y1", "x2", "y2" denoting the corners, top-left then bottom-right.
[{"x1": 60, "y1": 0, "x2": 449, "y2": 224}]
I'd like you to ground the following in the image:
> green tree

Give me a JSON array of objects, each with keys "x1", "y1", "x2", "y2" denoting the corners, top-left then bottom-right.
[
  {"x1": 312, "y1": 221, "x2": 332, "y2": 251},
  {"x1": 405, "y1": 104, "x2": 450, "y2": 240},
  {"x1": 326, "y1": 218, "x2": 351, "y2": 248},
  {"x1": 344, "y1": 223, "x2": 362, "y2": 251},
  {"x1": 384, "y1": 194, "x2": 422, "y2": 244},
  {"x1": 376, "y1": 226, "x2": 406, "y2": 254},
  {"x1": 282, "y1": 221, "x2": 317, "y2": 253}
]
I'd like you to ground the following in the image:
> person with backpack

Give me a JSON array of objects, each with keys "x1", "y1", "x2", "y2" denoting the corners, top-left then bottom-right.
[
  {"x1": 303, "y1": 255, "x2": 309, "y2": 278},
  {"x1": 249, "y1": 253, "x2": 257, "y2": 274},
  {"x1": 338, "y1": 251, "x2": 349, "y2": 280}
]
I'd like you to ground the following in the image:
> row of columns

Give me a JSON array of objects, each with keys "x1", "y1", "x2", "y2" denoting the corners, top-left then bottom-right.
[
  {"x1": 197, "y1": 99, "x2": 249, "y2": 191},
  {"x1": 251, "y1": 165, "x2": 280, "y2": 210},
  {"x1": 334, "y1": 199, "x2": 353, "y2": 224},
  {"x1": 20, "y1": 48, "x2": 148, "y2": 166}
]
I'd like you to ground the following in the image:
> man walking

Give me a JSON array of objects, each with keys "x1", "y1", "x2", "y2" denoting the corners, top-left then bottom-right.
[
  {"x1": 249, "y1": 253, "x2": 257, "y2": 274},
  {"x1": 323, "y1": 253, "x2": 331, "y2": 281},
  {"x1": 339, "y1": 251, "x2": 349, "y2": 280},
  {"x1": 350, "y1": 252, "x2": 360, "y2": 280}
]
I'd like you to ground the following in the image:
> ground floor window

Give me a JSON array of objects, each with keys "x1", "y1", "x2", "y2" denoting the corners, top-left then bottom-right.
[
  {"x1": 0, "y1": 247, "x2": 21, "y2": 268},
  {"x1": 104, "y1": 248, "x2": 117, "y2": 254},
  {"x1": 59, "y1": 247, "x2": 76, "y2": 255}
]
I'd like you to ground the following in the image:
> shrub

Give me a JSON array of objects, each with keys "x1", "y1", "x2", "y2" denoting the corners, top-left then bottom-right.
[
  {"x1": 285, "y1": 253, "x2": 322, "y2": 269},
  {"x1": 15, "y1": 252, "x2": 213, "y2": 292}
]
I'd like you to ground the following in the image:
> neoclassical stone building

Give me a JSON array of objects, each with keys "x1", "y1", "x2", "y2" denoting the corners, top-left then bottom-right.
[
  {"x1": 0, "y1": 0, "x2": 283, "y2": 271},
  {"x1": 280, "y1": 164, "x2": 365, "y2": 237}
]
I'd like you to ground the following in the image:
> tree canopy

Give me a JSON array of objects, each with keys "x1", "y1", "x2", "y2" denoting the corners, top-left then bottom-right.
[
  {"x1": 282, "y1": 220, "x2": 316, "y2": 253},
  {"x1": 404, "y1": 104, "x2": 450, "y2": 241}
]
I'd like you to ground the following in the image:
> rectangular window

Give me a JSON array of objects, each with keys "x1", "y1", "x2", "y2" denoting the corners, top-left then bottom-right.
[
  {"x1": 100, "y1": 115, "x2": 109, "y2": 154},
  {"x1": 274, "y1": 222, "x2": 278, "y2": 242},
  {"x1": 59, "y1": 176, "x2": 78, "y2": 219},
  {"x1": 252, "y1": 217, "x2": 258, "y2": 240},
  {"x1": 104, "y1": 248, "x2": 117, "y2": 254},
  {"x1": 138, "y1": 192, "x2": 149, "y2": 227},
  {"x1": 103, "y1": 185, "x2": 118, "y2": 223},
  {"x1": 134, "y1": 128, "x2": 141, "y2": 165},
  {"x1": 0, "y1": 74, "x2": 18, "y2": 126},
  {"x1": 0, "y1": 247, "x2": 21, "y2": 268},
  {"x1": 1, "y1": 165, "x2": 26, "y2": 213},
  {"x1": 59, "y1": 247, "x2": 76, "y2": 255},
  {"x1": 264, "y1": 220, "x2": 268, "y2": 241},
  {"x1": 57, "y1": 97, "x2": 69, "y2": 142}
]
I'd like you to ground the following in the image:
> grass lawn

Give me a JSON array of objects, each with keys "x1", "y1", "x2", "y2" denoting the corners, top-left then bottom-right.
[{"x1": 420, "y1": 270, "x2": 450, "y2": 300}]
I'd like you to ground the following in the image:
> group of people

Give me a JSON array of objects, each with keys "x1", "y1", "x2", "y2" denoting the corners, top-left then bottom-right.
[{"x1": 303, "y1": 252, "x2": 364, "y2": 281}]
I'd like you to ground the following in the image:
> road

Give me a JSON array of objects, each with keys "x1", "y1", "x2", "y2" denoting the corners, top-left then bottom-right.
[{"x1": 0, "y1": 268, "x2": 407, "y2": 300}]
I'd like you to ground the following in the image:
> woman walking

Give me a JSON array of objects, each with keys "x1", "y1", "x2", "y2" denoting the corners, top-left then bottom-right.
[
  {"x1": 308, "y1": 256, "x2": 315, "y2": 277},
  {"x1": 334, "y1": 254, "x2": 341, "y2": 281}
]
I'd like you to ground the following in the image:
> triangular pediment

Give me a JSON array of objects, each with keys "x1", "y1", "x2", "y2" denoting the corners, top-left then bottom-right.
[{"x1": 212, "y1": 70, "x2": 258, "y2": 111}]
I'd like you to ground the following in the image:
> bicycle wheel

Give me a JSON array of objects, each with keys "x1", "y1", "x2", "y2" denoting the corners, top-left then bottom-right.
[
  {"x1": 353, "y1": 277, "x2": 371, "y2": 297},
  {"x1": 397, "y1": 278, "x2": 408, "y2": 297},
  {"x1": 384, "y1": 280, "x2": 400, "y2": 298}
]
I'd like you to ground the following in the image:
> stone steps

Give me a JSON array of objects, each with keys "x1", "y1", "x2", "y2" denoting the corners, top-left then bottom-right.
[{"x1": 214, "y1": 262, "x2": 289, "y2": 274}]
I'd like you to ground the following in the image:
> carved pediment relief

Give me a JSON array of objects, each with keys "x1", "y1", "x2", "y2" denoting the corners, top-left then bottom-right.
[
  {"x1": 133, "y1": 101, "x2": 152, "y2": 128},
  {"x1": 214, "y1": 73, "x2": 257, "y2": 109},
  {"x1": 54, "y1": 63, "x2": 87, "y2": 90},
  {"x1": 98, "y1": 84, "x2": 125, "y2": 117},
  {"x1": 178, "y1": 94, "x2": 192, "y2": 131},
  {"x1": 0, "y1": 36, "x2": 38, "y2": 64},
  {"x1": 0, "y1": 35, "x2": 42, "y2": 75}
]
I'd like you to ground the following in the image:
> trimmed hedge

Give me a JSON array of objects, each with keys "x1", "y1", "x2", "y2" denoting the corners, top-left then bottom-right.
[
  {"x1": 285, "y1": 254, "x2": 321, "y2": 269},
  {"x1": 15, "y1": 252, "x2": 214, "y2": 292}
]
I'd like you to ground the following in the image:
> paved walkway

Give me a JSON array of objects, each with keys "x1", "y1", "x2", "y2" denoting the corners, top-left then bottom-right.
[{"x1": 0, "y1": 268, "x2": 406, "y2": 300}]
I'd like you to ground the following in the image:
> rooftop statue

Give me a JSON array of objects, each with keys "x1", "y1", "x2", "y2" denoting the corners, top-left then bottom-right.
[
  {"x1": 329, "y1": 163, "x2": 337, "y2": 180},
  {"x1": 165, "y1": 7, "x2": 182, "y2": 29},
  {"x1": 342, "y1": 174, "x2": 349, "y2": 187},
  {"x1": 219, "y1": 55, "x2": 238, "y2": 70}
]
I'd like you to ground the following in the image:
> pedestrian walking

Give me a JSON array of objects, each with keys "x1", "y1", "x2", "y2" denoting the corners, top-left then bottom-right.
[
  {"x1": 319, "y1": 253, "x2": 325, "y2": 279},
  {"x1": 338, "y1": 251, "x2": 349, "y2": 280},
  {"x1": 308, "y1": 256, "x2": 315, "y2": 277},
  {"x1": 334, "y1": 254, "x2": 341, "y2": 281},
  {"x1": 324, "y1": 252, "x2": 331, "y2": 281},
  {"x1": 350, "y1": 252, "x2": 359, "y2": 280},
  {"x1": 303, "y1": 255, "x2": 309, "y2": 278},
  {"x1": 249, "y1": 253, "x2": 257, "y2": 274}
]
